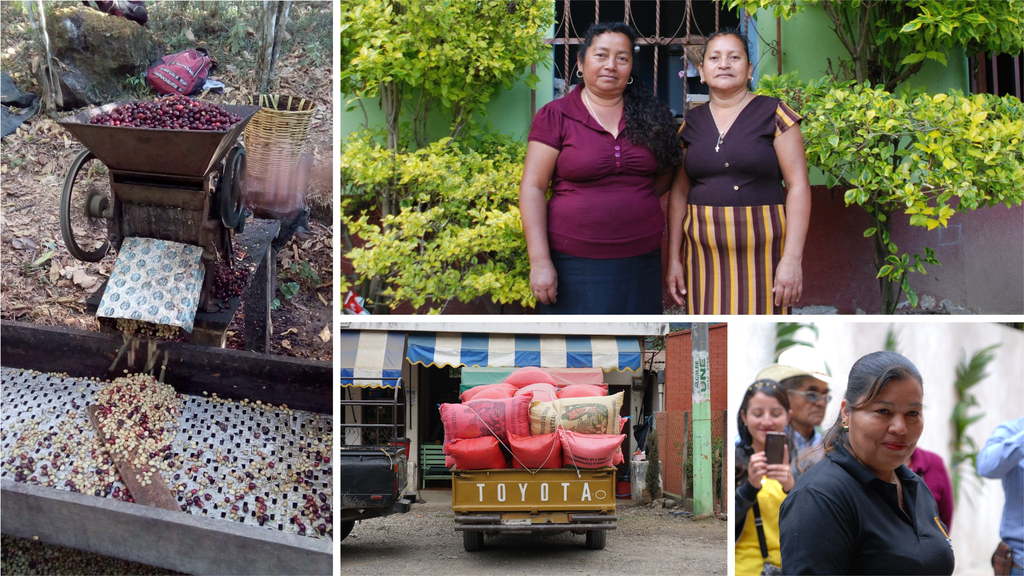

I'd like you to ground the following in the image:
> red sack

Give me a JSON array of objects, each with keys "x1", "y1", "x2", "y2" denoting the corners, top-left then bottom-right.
[
  {"x1": 440, "y1": 397, "x2": 529, "y2": 444},
  {"x1": 146, "y1": 49, "x2": 213, "y2": 95},
  {"x1": 556, "y1": 384, "x2": 608, "y2": 399},
  {"x1": 503, "y1": 367, "x2": 556, "y2": 389},
  {"x1": 513, "y1": 383, "x2": 558, "y2": 403},
  {"x1": 509, "y1": 432, "x2": 563, "y2": 469},
  {"x1": 461, "y1": 382, "x2": 516, "y2": 402},
  {"x1": 448, "y1": 437, "x2": 506, "y2": 470},
  {"x1": 559, "y1": 430, "x2": 626, "y2": 469}
]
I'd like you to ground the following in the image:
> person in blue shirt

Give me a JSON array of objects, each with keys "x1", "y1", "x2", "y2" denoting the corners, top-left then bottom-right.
[{"x1": 977, "y1": 417, "x2": 1024, "y2": 576}]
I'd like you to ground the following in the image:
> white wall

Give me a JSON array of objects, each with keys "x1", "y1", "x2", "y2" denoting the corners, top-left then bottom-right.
[{"x1": 729, "y1": 321, "x2": 1024, "y2": 575}]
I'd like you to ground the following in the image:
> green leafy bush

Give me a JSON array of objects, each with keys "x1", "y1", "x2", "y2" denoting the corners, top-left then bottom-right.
[
  {"x1": 758, "y1": 74, "x2": 1024, "y2": 312},
  {"x1": 341, "y1": 132, "x2": 532, "y2": 312}
]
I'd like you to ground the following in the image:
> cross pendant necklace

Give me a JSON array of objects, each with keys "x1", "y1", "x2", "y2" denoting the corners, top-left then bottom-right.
[{"x1": 710, "y1": 92, "x2": 751, "y2": 152}]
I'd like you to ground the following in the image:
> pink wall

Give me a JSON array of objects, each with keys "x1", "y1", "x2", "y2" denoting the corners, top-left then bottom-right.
[{"x1": 663, "y1": 187, "x2": 1023, "y2": 314}]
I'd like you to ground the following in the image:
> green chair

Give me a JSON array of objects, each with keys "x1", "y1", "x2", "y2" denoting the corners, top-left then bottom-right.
[{"x1": 420, "y1": 444, "x2": 451, "y2": 489}]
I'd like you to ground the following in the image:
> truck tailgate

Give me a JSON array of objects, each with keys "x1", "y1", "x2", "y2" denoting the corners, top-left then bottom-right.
[{"x1": 451, "y1": 468, "x2": 616, "y2": 513}]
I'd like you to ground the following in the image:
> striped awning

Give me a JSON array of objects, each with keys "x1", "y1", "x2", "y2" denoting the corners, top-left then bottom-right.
[
  {"x1": 340, "y1": 330, "x2": 405, "y2": 388},
  {"x1": 406, "y1": 333, "x2": 641, "y2": 372}
]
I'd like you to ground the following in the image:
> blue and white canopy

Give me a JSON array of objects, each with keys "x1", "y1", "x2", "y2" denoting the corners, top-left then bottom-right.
[
  {"x1": 340, "y1": 330, "x2": 405, "y2": 388},
  {"x1": 406, "y1": 332, "x2": 641, "y2": 372}
]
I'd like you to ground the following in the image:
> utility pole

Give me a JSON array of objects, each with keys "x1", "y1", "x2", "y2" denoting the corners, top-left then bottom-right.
[{"x1": 691, "y1": 323, "x2": 712, "y2": 516}]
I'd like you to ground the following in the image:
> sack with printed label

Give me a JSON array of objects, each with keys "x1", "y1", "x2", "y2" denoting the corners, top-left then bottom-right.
[
  {"x1": 513, "y1": 383, "x2": 558, "y2": 402},
  {"x1": 503, "y1": 366, "x2": 556, "y2": 389},
  {"x1": 559, "y1": 430, "x2": 625, "y2": 468},
  {"x1": 461, "y1": 382, "x2": 516, "y2": 402},
  {"x1": 556, "y1": 384, "x2": 608, "y2": 399},
  {"x1": 440, "y1": 397, "x2": 529, "y2": 444},
  {"x1": 448, "y1": 437, "x2": 507, "y2": 470},
  {"x1": 529, "y1": 391, "x2": 624, "y2": 436},
  {"x1": 509, "y1": 431, "x2": 562, "y2": 469}
]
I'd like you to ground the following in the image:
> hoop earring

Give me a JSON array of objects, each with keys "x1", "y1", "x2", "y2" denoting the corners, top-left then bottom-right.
[
  {"x1": 627, "y1": 77, "x2": 633, "y2": 85},
  {"x1": 576, "y1": 69, "x2": 582, "y2": 78}
]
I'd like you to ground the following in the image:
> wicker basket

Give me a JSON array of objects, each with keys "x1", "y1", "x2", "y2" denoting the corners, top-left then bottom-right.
[{"x1": 244, "y1": 94, "x2": 317, "y2": 179}]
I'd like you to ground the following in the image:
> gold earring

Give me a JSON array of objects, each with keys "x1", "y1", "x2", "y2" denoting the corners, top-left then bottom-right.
[{"x1": 843, "y1": 422, "x2": 849, "y2": 432}]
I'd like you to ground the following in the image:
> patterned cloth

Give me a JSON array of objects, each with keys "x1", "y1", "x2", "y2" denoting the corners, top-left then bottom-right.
[
  {"x1": 97, "y1": 237, "x2": 204, "y2": 332},
  {"x1": 682, "y1": 203, "x2": 789, "y2": 314}
]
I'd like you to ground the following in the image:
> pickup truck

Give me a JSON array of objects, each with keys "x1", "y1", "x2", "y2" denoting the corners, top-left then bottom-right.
[
  {"x1": 340, "y1": 377, "x2": 413, "y2": 541},
  {"x1": 451, "y1": 467, "x2": 617, "y2": 551}
]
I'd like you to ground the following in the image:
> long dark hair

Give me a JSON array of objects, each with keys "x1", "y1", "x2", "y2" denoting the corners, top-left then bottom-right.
[
  {"x1": 820, "y1": 351, "x2": 923, "y2": 454},
  {"x1": 577, "y1": 22, "x2": 681, "y2": 169}
]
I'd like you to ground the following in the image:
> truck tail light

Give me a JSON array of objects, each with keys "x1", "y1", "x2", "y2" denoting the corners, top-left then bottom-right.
[{"x1": 371, "y1": 495, "x2": 383, "y2": 500}]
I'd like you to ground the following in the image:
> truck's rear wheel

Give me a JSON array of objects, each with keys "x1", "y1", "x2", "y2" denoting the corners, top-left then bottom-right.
[
  {"x1": 340, "y1": 520, "x2": 356, "y2": 541},
  {"x1": 585, "y1": 529, "x2": 607, "y2": 550},
  {"x1": 463, "y1": 530, "x2": 485, "y2": 552}
]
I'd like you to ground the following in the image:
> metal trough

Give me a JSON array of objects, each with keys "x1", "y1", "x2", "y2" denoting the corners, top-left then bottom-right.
[{"x1": 58, "y1": 102, "x2": 260, "y2": 178}]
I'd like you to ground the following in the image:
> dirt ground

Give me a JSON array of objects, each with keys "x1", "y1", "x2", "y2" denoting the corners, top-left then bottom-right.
[
  {"x1": 0, "y1": 2, "x2": 333, "y2": 362},
  {"x1": 341, "y1": 491, "x2": 728, "y2": 576}
]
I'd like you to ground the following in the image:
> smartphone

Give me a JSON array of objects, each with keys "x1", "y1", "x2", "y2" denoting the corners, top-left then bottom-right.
[{"x1": 765, "y1": 432, "x2": 786, "y2": 465}]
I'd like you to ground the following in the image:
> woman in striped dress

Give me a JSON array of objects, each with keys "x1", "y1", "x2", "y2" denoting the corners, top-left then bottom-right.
[{"x1": 665, "y1": 29, "x2": 810, "y2": 314}]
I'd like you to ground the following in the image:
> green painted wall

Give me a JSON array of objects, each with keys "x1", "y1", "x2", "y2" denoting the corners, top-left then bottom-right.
[
  {"x1": 754, "y1": 6, "x2": 969, "y2": 93},
  {"x1": 340, "y1": 55, "x2": 555, "y2": 144}
]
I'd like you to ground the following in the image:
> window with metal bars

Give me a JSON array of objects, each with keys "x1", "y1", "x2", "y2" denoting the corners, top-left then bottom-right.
[
  {"x1": 546, "y1": 0, "x2": 746, "y2": 118},
  {"x1": 969, "y1": 52, "x2": 1024, "y2": 100}
]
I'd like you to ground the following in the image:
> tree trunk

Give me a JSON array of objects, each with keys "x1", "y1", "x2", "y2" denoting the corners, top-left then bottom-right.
[
  {"x1": 26, "y1": 0, "x2": 62, "y2": 112},
  {"x1": 255, "y1": 1, "x2": 291, "y2": 93}
]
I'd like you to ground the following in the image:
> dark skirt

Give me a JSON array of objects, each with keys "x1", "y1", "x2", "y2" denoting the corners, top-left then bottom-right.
[
  {"x1": 540, "y1": 249, "x2": 663, "y2": 315},
  {"x1": 683, "y1": 203, "x2": 790, "y2": 315}
]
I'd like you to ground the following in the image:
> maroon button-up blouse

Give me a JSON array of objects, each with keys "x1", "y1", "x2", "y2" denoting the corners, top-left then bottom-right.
[{"x1": 527, "y1": 86, "x2": 665, "y2": 259}]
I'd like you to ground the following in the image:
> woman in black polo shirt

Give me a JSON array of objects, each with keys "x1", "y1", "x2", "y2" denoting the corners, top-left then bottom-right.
[{"x1": 778, "y1": 351, "x2": 954, "y2": 575}]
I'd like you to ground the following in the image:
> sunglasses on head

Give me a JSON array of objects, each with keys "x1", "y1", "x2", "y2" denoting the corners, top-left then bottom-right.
[{"x1": 790, "y1": 390, "x2": 831, "y2": 403}]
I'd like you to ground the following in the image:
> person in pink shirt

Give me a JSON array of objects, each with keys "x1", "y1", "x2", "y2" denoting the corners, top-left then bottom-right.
[
  {"x1": 520, "y1": 22, "x2": 681, "y2": 314},
  {"x1": 907, "y1": 446, "x2": 954, "y2": 531}
]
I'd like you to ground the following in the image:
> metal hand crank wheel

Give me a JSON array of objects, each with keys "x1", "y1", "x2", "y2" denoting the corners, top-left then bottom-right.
[
  {"x1": 219, "y1": 146, "x2": 246, "y2": 231},
  {"x1": 60, "y1": 149, "x2": 112, "y2": 262}
]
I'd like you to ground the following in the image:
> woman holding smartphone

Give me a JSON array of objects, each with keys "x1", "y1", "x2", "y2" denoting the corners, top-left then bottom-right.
[{"x1": 735, "y1": 379, "x2": 795, "y2": 575}]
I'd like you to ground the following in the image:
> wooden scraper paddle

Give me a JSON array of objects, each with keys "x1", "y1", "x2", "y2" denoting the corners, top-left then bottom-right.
[{"x1": 87, "y1": 405, "x2": 181, "y2": 511}]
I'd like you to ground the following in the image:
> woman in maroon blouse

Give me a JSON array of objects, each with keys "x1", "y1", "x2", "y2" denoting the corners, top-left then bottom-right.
[
  {"x1": 520, "y1": 22, "x2": 681, "y2": 314},
  {"x1": 665, "y1": 29, "x2": 811, "y2": 315}
]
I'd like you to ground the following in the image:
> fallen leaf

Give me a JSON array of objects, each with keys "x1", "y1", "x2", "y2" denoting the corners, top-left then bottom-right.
[
  {"x1": 317, "y1": 292, "x2": 328, "y2": 306},
  {"x1": 318, "y1": 325, "x2": 330, "y2": 343},
  {"x1": 49, "y1": 260, "x2": 60, "y2": 284},
  {"x1": 281, "y1": 339, "x2": 292, "y2": 350},
  {"x1": 71, "y1": 269, "x2": 100, "y2": 291},
  {"x1": 11, "y1": 237, "x2": 36, "y2": 250},
  {"x1": 282, "y1": 328, "x2": 298, "y2": 336},
  {"x1": 31, "y1": 250, "x2": 54, "y2": 267},
  {"x1": 184, "y1": 27, "x2": 195, "y2": 41}
]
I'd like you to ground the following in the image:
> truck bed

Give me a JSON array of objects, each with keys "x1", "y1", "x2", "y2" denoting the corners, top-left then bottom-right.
[{"x1": 452, "y1": 468, "x2": 616, "y2": 515}]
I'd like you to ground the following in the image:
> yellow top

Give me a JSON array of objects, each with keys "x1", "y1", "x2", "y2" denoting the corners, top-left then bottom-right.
[{"x1": 735, "y1": 477, "x2": 787, "y2": 576}]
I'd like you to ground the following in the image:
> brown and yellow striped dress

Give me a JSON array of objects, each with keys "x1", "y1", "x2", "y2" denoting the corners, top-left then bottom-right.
[{"x1": 678, "y1": 96, "x2": 802, "y2": 315}]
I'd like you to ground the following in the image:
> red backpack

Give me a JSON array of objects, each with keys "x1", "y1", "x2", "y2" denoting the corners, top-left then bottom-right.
[{"x1": 146, "y1": 48, "x2": 214, "y2": 96}]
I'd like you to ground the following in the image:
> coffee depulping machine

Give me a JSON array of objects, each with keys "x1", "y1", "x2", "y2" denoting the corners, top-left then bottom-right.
[{"x1": 57, "y1": 101, "x2": 280, "y2": 348}]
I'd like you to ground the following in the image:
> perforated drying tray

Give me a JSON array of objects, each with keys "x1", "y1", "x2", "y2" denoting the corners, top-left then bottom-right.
[{"x1": 1, "y1": 366, "x2": 334, "y2": 561}]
